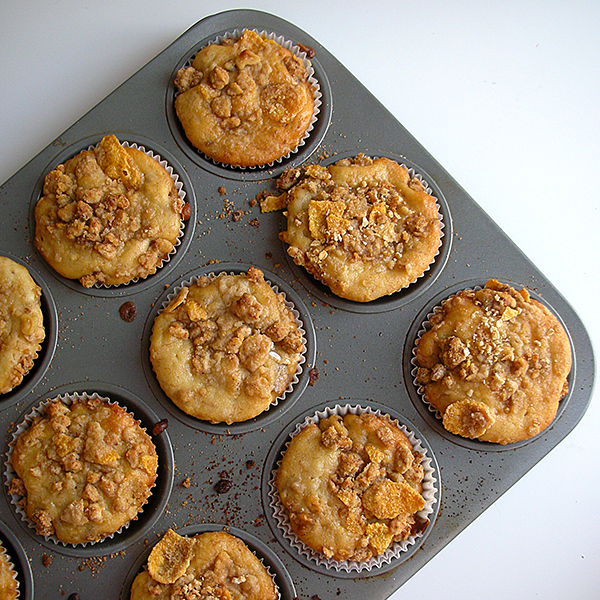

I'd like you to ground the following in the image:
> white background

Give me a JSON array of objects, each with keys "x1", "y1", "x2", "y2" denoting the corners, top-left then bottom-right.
[{"x1": 1, "y1": 1, "x2": 598, "y2": 598}]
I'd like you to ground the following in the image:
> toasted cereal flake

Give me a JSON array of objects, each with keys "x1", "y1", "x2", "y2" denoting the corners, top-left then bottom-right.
[
  {"x1": 308, "y1": 200, "x2": 345, "y2": 240},
  {"x1": 366, "y1": 522, "x2": 393, "y2": 555},
  {"x1": 96, "y1": 134, "x2": 142, "y2": 189},
  {"x1": 147, "y1": 528, "x2": 196, "y2": 584},
  {"x1": 442, "y1": 398, "x2": 495, "y2": 439},
  {"x1": 365, "y1": 443, "x2": 385, "y2": 465},
  {"x1": 166, "y1": 287, "x2": 189, "y2": 313},
  {"x1": 260, "y1": 192, "x2": 287, "y2": 213},
  {"x1": 362, "y1": 479, "x2": 425, "y2": 520}
]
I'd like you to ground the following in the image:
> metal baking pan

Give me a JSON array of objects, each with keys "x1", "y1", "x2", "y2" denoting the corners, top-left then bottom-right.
[{"x1": 0, "y1": 9, "x2": 594, "y2": 600}]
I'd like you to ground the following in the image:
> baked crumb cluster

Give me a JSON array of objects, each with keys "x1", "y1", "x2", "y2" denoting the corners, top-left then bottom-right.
[
  {"x1": 150, "y1": 266, "x2": 304, "y2": 424},
  {"x1": 9, "y1": 396, "x2": 158, "y2": 545},
  {"x1": 271, "y1": 155, "x2": 441, "y2": 302},
  {"x1": 35, "y1": 134, "x2": 183, "y2": 287},
  {"x1": 276, "y1": 412, "x2": 427, "y2": 562},
  {"x1": 0, "y1": 257, "x2": 45, "y2": 394},
  {"x1": 130, "y1": 529, "x2": 278, "y2": 600},
  {"x1": 415, "y1": 280, "x2": 572, "y2": 444},
  {"x1": 174, "y1": 29, "x2": 315, "y2": 167}
]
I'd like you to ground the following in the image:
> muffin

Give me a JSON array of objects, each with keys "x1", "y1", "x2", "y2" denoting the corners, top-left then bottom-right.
[
  {"x1": 150, "y1": 266, "x2": 305, "y2": 424},
  {"x1": 8, "y1": 394, "x2": 158, "y2": 545},
  {"x1": 414, "y1": 279, "x2": 572, "y2": 444},
  {"x1": 174, "y1": 29, "x2": 316, "y2": 167},
  {"x1": 275, "y1": 410, "x2": 429, "y2": 564},
  {"x1": 0, "y1": 542, "x2": 18, "y2": 600},
  {"x1": 34, "y1": 134, "x2": 185, "y2": 287},
  {"x1": 275, "y1": 155, "x2": 442, "y2": 302},
  {"x1": 0, "y1": 257, "x2": 45, "y2": 394},
  {"x1": 130, "y1": 528, "x2": 278, "y2": 600}
]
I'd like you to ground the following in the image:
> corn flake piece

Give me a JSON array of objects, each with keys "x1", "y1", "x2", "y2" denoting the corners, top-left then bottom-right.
[
  {"x1": 186, "y1": 299, "x2": 207, "y2": 322},
  {"x1": 501, "y1": 306, "x2": 520, "y2": 321},
  {"x1": 96, "y1": 135, "x2": 142, "y2": 189},
  {"x1": 362, "y1": 479, "x2": 425, "y2": 520},
  {"x1": 442, "y1": 399, "x2": 495, "y2": 439},
  {"x1": 260, "y1": 192, "x2": 287, "y2": 213},
  {"x1": 366, "y1": 522, "x2": 393, "y2": 555},
  {"x1": 308, "y1": 200, "x2": 345, "y2": 241},
  {"x1": 148, "y1": 528, "x2": 196, "y2": 584},
  {"x1": 166, "y1": 287, "x2": 189, "y2": 313},
  {"x1": 304, "y1": 164, "x2": 331, "y2": 180},
  {"x1": 365, "y1": 443, "x2": 385, "y2": 465}
]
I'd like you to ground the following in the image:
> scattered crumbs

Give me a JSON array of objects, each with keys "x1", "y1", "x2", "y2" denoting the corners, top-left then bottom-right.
[
  {"x1": 182, "y1": 477, "x2": 191, "y2": 488},
  {"x1": 308, "y1": 367, "x2": 319, "y2": 386},
  {"x1": 42, "y1": 553, "x2": 52, "y2": 567},
  {"x1": 265, "y1": 251, "x2": 273, "y2": 259},
  {"x1": 246, "y1": 460, "x2": 256, "y2": 469},
  {"x1": 232, "y1": 210, "x2": 243, "y2": 222},
  {"x1": 249, "y1": 218, "x2": 260, "y2": 227},
  {"x1": 218, "y1": 186, "x2": 226, "y2": 195}
]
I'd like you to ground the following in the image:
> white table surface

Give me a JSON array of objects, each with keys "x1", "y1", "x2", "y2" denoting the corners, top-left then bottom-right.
[{"x1": 1, "y1": 1, "x2": 598, "y2": 598}]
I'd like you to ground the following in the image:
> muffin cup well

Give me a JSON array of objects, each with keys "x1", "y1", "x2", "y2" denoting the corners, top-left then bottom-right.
[{"x1": 267, "y1": 403, "x2": 438, "y2": 574}]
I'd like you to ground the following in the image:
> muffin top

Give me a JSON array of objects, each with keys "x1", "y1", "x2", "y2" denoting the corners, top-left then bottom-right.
[
  {"x1": 150, "y1": 266, "x2": 304, "y2": 424},
  {"x1": 414, "y1": 280, "x2": 572, "y2": 444},
  {"x1": 34, "y1": 134, "x2": 184, "y2": 287},
  {"x1": 130, "y1": 529, "x2": 278, "y2": 600},
  {"x1": 9, "y1": 395, "x2": 158, "y2": 545},
  {"x1": 276, "y1": 412, "x2": 427, "y2": 563},
  {"x1": 174, "y1": 29, "x2": 315, "y2": 167},
  {"x1": 0, "y1": 256, "x2": 45, "y2": 394},
  {"x1": 276, "y1": 155, "x2": 441, "y2": 302}
]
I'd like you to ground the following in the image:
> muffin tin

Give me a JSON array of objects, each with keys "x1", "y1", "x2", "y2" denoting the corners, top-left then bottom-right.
[{"x1": 0, "y1": 9, "x2": 594, "y2": 600}]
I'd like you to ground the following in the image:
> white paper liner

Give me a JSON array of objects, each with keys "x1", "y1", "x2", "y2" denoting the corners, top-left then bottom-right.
[
  {"x1": 151, "y1": 269, "x2": 307, "y2": 423},
  {"x1": 0, "y1": 541, "x2": 20, "y2": 600},
  {"x1": 268, "y1": 403, "x2": 438, "y2": 573},
  {"x1": 82, "y1": 139, "x2": 187, "y2": 288},
  {"x1": 176, "y1": 28, "x2": 322, "y2": 169},
  {"x1": 4, "y1": 392, "x2": 158, "y2": 548}
]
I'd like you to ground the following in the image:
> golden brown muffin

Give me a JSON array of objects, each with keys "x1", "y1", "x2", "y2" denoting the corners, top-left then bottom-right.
[
  {"x1": 0, "y1": 542, "x2": 18, "y2": 600},
  {"x1": 9, "y1": 395, "x2": 158, "y2": 545},
  {"x1": 34, "y1": 134, "x2": 184, "y2": 287},
  {"x1": 130, "y1": 529, "x2": 278, "y2": 600},
  {"x1": 276, "y1": 412, "x2": 428, "y2": 563},
  {"x1": 0, "y1": 257, "x2": 45, "y2": 394},
  {"x1": 150, "y1": 266, "x2": 304, "y2": 424},
  {"x1": 174, "y1": 29, "x2": 315, "y2": 167},
  {"x1": 414, "y1": 280, "x2": 572, "y2": 444},
  {"x1": 275, "y1": 155, "x2": 441, "y2": 302}
]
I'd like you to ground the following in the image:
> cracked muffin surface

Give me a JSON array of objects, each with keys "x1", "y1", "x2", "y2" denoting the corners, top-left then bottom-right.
[
  {"x1": 150, "y1": 266, "x2": 304, "y2": 424},
  {"x1": 174, "y1": 29, "x2": 315, "y2": 167},
  {"x1": 9, "y1": 395, "x2": 158, "y2": 545},
  {"x1": 414, "y1": 280, "x2": 572, "y2": 444},
  {"x1": 34, "y1": 135, "x2": 184, "y2": 287}
]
